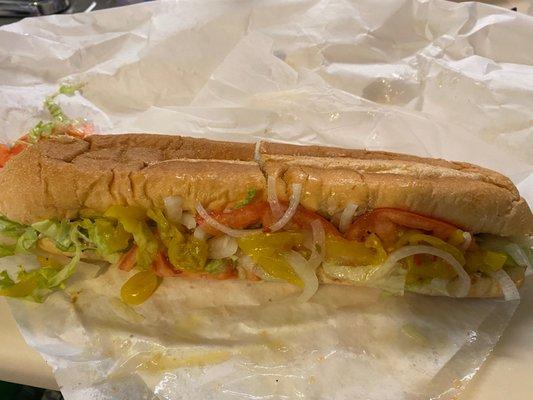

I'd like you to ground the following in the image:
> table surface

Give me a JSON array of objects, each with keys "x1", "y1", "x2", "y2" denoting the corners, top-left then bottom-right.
[{"x1": 1, "y1": 275, "x2": 532, "y2": 397}]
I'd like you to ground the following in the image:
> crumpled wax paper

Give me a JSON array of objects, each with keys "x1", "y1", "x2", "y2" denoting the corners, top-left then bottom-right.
[{"x1": 0, "y1": 0, "x2": 532, "y2": 399}]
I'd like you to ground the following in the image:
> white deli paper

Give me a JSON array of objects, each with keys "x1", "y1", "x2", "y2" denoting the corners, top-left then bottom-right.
[{"x1": 0, "y1": 0, "x2": 532, "y2": 399}]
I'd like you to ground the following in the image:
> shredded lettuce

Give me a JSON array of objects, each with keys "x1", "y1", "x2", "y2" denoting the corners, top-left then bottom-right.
[
  {"x1": 0, "y1": 216, "x2": 38, "y2": 257},
  {"x1": 0, "y1": 222, "x2": 84, "y2": 302},
  {"x1": 32, "y1": 219, "x2": 76, "y2": 252},
  {"x1": 0, "y1": 244, "x2": 15, "y2": 258},
  {"x1": 524, "y1": 247, "x2": 533, "y2": 266},
  {"x1": 81, "y1": 218, "x2": 131, "y2": 257},
  {"x1": 27, "y1": 82, "x2": 85, "y2": 144},
  {"x1": 477, "y1": 234, "x2": 532, "y2": 269},
  {"x1": 406, "y1": 277, "x2": 450, "y2": 296},
  {"x1": 14, "y1": 228, "x2": 39, "y2": 254},
  {"x1": 27, "y1": 121, "x2": 55, "y2": 143},
  {"x1": 205, "y1": 259, "x2": 226, "y2": 274},
  {"x1": 234, "y1": 189, "x2": 257, "y2": 209},
  {"x1": 0, "y1": 216, "x2": 27, "y2": 238},
  {"x1": 44, "y1": 96, "x2": 69, "y2": 123},
  {"x1": 0, "y1": 270, "x2": 14, "y2": 288},
  {"x1": 58, "y1": 82, "x2": 84, "y2": 97}
]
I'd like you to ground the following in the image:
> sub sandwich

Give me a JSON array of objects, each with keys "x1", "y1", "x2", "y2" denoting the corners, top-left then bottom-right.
[{"x1": 0, "y1": 133, "x2": 531, "y2": 303}]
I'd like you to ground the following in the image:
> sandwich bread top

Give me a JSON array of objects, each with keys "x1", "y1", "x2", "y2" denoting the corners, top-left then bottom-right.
[{"x1": 0, "y1": 134, "x2": 531, "y2": 236}]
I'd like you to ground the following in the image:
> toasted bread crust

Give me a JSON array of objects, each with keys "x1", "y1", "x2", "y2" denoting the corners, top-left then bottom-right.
[
  {"x1": 87, "y1": 134, "x2": 256, "y2": 161},
  {"x1": 260, "y1": 153, "x2": 532, "y2": 236},
  {"x1": 0, "y1": 134, "x2": 531, "y2": 238}
]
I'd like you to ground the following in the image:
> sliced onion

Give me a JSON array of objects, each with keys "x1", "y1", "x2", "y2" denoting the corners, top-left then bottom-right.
[
  {"x1": 238, "y1": 255, "x2": 279, "y2": 281},
  {"x1": 338, "y1": 202, "x2": 358, "y2": 233},
  {"x1": 461, "y1": 232, "x2": 472, "y2": 251},
  {"x1": 505, "y1": 243, "x2": 532, "y2": 269},
  {"x1": 491, "y1": 269, "x2": 520, "y2": 301},
  {"x1": 311, "y1": 219, "x2": 326, "y2": 254},
  {"x1": 163, "y1": 196, "x2": 183, "y2": 225},
  {"x1": 269, "y1": 183, "x2": 302, "y2": 232},
  {"x1": 193, "y1": 227, "x2": 207, "y2": 241},
  {"x1": 308, "y1": 219, "x2": 325, "y2": 269},
  {"x1": 285, "y1": 250, "x2": 319, "y2": 302},
  {"x1": 379, "y1": 245, "x2": 471, "y2": 297},
  {"x1": 322, "y1": 263, "x2": 406, "y2": 295},
  {"x1": 330, "y1": 211, "x2": 342, "y2": 228},
  {"x1": 267, "y1": 175, "x2": 283, "y2": 219},
  {"x1": 196, "y1": 203, "x2": 262, "y2": 238},
  {"x1": 254, "y1": 141, "x2": 261, "y2": 163},
  {"x1": 180, "y1": 212, "x2": 197, "y2": 230},
  {"x1": 208, "y1": 235, "x2": 238, "y2": 259}
]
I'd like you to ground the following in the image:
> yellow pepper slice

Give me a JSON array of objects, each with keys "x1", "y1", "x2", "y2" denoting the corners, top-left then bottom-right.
[
  {"x1": 405, "y1": 255, "x2": 457, "y2": 284},
  {"x1": 465, "y1": 250, "x2": 507, "y2": 274},
  {"x1": 364, "y1": 234, "x2": 388, "y2": 265},
  {"x1": 121, "y1": 270, "x2": 160, "y2": 306},
  {"x1": 37, "y1": 256, "x2": 63, "y2": 269},
  {"x1": 395, "y1": 231, "x2": 466, "y2": 265},
  {"x1": 104, "y1": 206, "x2": 158, "y2": 269},
  {"x1": 238, "y1": 232, "x2": 307, "y2": 286},
  {"x1": 168, "y1": 236, "x2": 208, "y2": 272},
  {"x1": 0, "y1": 278, "x2": 38, "y2": 298},
  {"x1": 239, "y1": 231, "x2": 389, "y2": 286},
  {"x1": 483, "y1": 251, "x2": 507, "y2": 271},
  {"x1": 448, "y1": 229, "x2": 467, "y2": 247},
  {"x1": 325, "y1": 236, "x2": 377, "y2": 265}
]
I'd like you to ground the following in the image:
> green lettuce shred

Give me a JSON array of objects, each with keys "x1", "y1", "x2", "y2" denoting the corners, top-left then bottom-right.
[
  {"x1": 32, "y1": 219, "x2": 76, "y2": 252},
  {"x1": 14, "y1": 228, "x2": 39, "y2": 254},
  {"x1": 27, "y1": 82, "x2": 85, "y2": 144},
  {"x1": 0, "y1": 216, "x2": 28, "y2": 237},
  {"x1": 0, "y1": 221, "x2": 84, "y2": 302},
  {"x1": 234, "y1": 189, "x2": 257, "y2": 209},
  {"x1": 0, "y1": 270, "x2": 14, "y2": 288},
  {"x1": 81, "y1": 218, "x2": 131, "y2": 258},
  {"x1": 0, "y1": 216, "x2": 38, "y2": 257},
  {"x1": 477, "y1": 234, "x2": 532, "y2": 269},
  {"x1": 205, "y1": 259, "x2": 226, "y2": 274},
  {"x1": 0, "y1": 244, "x2": 15, "y2": 258}
]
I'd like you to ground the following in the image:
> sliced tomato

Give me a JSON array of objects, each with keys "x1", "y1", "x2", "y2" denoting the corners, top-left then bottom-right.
[
  {"x1": 0, "y1": 145, "x2": 11, "y2": 168},
  {"x1": 0, "y1": 123, "x2": 94, "y2": 170},
  {"x1": 0, "y1": 141, "x2": 29, "y2": 168},
  {"x1": 346, "y1": 208, "x2": 461, "y2": 247},
  {"x1": 118, "y1": 246, "x2": 138, "y2": 271},
  {"x1": 197, "y1": 201, "x2": 270, "y2": 235},
  {"x1": 244, "y1": 269, "x2": 261, "y2": 281},
  {"x1": 10, "y1": 142, "x2": 27, "y2": 156},
  {"x1": 152, "y1": 251, "x2": 180, "y2": 277},
  {"x1": 260, "y1": 201, "x2": 339, "y2": 236},
  {"x1": 291, "y1": 206, "x2": 340, "y2": 236},
  {"x1": 198, "y1": 200, "x2": 340, "y2": 237}
]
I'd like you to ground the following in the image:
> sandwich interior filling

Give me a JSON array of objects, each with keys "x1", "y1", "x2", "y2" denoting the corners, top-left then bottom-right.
[{"x1": 0, "y1": 187, "x2": 530, "y2": 304}]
